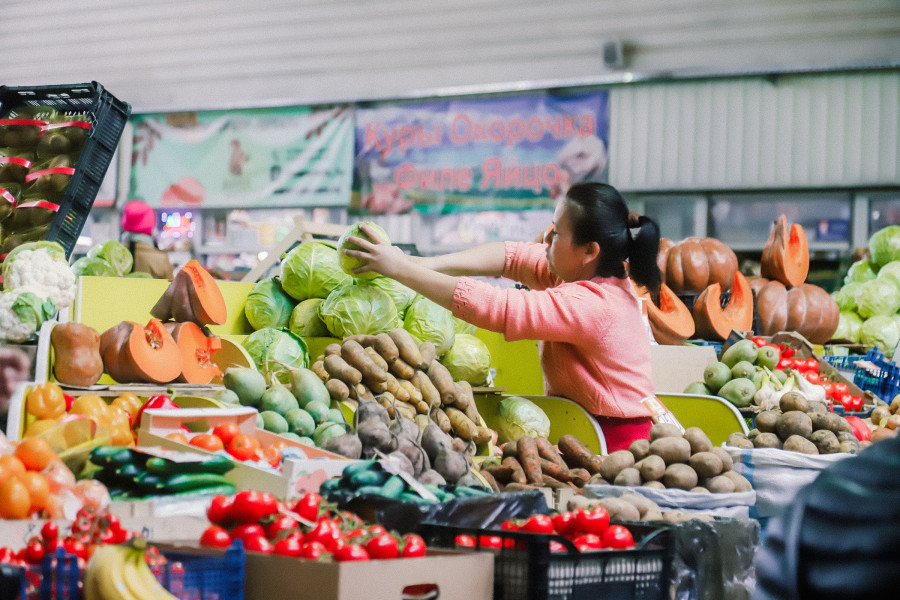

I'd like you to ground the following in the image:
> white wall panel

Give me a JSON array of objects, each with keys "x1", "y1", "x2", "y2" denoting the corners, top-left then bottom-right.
[
  {"x1": 1, "y1": 0, "x2": 898, "y2": 113},
  {"x1": 609, "y1": 72, "x2": 900, "y2": 190}
]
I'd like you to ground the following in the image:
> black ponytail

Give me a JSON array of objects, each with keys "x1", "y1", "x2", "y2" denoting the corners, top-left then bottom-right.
[{"x1": 565, "y1": 182, "x2": 661, "y2": 298}]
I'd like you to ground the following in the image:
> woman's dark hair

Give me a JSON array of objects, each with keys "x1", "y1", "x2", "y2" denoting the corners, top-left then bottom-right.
[{"x1": 565, "y1": 182, "x2": 661, "y2": 296}]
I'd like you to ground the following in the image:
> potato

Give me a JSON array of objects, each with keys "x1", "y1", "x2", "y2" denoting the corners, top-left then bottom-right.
[
  {"x1": 782, "y1": 434, "x2": 818, "y2": 455},
  {"x1": 752, "y1": 432, "x2": 783, "y2": 449},
  {"x1": 776, "y1": 411, "x2": 813, "y2": 440},
  {"x1": 870, "y1": 427, "x2": 898, "y2": 442},
  {"x1": 755, "y1": 410, "x2": 780, "y2": 434},
  {"x1": 567, "y1": 495, "x2": 594, "y2": 511},
  {"x1": 858, "y1": 440, "x2": 873, "y2": 449},
  {"x1": 628, "y1": 438, "x2": 650, "y2": 462},
  {"x1": 710, "y1": 447, "x2": 734, "y2": 472},
  {"x1": 588, "y1": 474, "x2": 610, "y2": 486},
  {"x1": 598, "y1": 450, "x2": 635, "y2": 482},
  {"x1": 614, "y1": 467, "x2": 642, "y2": 487},
  {"x1": 778, "y1": 391, "x2": 808, "y2": 413},
  {"x1": 649, "y1": 423, "x2": 683, "y2": 441},
  {"x1": 682, "y1": 427, "x2": 713, "y2": 454},
  {"x1": 809, "y1": 429, "x2": 840, "y2": 454},
  {"x1": 726, "y1": 432, "x2": 748, "y2": 446},
  {"x1": 594, "y1": 497, "x2": 641, "y2": 521},
  {"x1": 649, "y1": 437, "x2": 692, "y2": 465},
  {"x1": 690, "y1": 487, "x2": 711, "y2": 493},
  {"x1": 721, "y1": 470, "x2": 753, "y2": 492},
  {"x1": 643, "y1": 480, "x2": 666, "y2": 489},
  {"x1": 662, "y1": 510, "x2": 693, "y2": 523},
  {"x1": 839, "y1": 440, "x2": 860, "y2": 454},
  {"x1": 641, "y1": 505, "x2": 664, "y2": 521},
  {"x1": 662, "y1": 463, "x2": 699, "y2": 490},
  {"x1": 834, "y1": 416, "x2": 852, "y2": 434},
  {"x1": 619, "y1": 493, "x2": 659, "y2": 519},
  {"x1": 806, "y1": 401, "x2": 827, "y2": 414},
  {"x1": 688, "y1": 451, "x2": 724, "y2": 478},
  {"x1": 837, "y1": 431, "x2": 858, "y2": 443},
  {"x1": 706, "y1": 474, "x2": 736, "y2": 493},
  {"x1": 635, "y1": 455, "x2": 666, "y2": 482},
  {"x1": 870, "y1": 405, "x2": 890, "y2": 427},
  {"x1": 747, "y1": 428, "x2": 761, "y2": 440},
  {"x1": 729, "y1": 437, "x2": 755, "y2": 450}
]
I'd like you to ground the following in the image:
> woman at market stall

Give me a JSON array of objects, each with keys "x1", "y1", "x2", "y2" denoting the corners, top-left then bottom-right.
[{"x1": 344, "y1": 181, "x2": 662, "y2": 452}]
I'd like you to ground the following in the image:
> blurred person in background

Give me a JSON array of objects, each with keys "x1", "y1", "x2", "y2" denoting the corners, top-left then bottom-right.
[
  {"x1": 0, "y1": 345, "x2": 31, "y2": 429},
  {"x1": 120, "y1": 200, "x2": 174, "y2": 280}
]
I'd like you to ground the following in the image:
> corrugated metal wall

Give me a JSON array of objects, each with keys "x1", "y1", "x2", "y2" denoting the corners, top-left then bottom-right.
[
  {"x1": 3, "y1": 0, "x2": 898, "y2": 113},
  {"x1": 610, "y1": 71, "x2": 900, "y2": 190}
]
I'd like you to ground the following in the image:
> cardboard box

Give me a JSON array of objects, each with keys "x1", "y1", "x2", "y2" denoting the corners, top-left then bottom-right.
[
  {"x1": 244, "y1": 549, "x2": 494, "y2": 600},
  {"x1": 649, "y1": 344, "x2": 718, "y2": 394},
  {"x1": 109, "y1": 498, "x2": 210, "y2": 543},
  {"x1": 137, "y1": 407, "x2": 356, "y2": 499}
]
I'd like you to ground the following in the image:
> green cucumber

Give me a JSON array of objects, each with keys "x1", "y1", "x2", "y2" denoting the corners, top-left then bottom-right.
[
  {"x1": 354, "y1": 485, "x2": 386, "y2": 496},
  {"x1": 145, "y1": 455, "x2": 234, "y2": 476},
  {"x1": 90, "y1": 447, "x2": 133, "y2": 468},
  {"x1": 134, "y1": 472, "x2": 166, "y2": 492},
  {"x1": 399, "y1": 492, "x2": 439, "y2": 504},
  {"x1": 423, "y1": 484, "x2": 453, "y2": 503},
  {"x1": 380, "y1": 475, "x2": 406, "y2": 498},
  {"x1": 453, "y1": 486, "x2": 491, "y2": 497},
  {"x1": 319, "y1": 478, "x2": 342, "y2": 494},
  {"x1": 342, "y1": 459, "x2": 378, "y2": 477},
  {"x1": 349, "y1": 469, "x2": 388, "y2": 489},
  {"x1": 169, "y1": 483, "x2": 237, "y2": 498},
  {"x1": 161, "y1": 473, "x2": 235, "y2": 494}
]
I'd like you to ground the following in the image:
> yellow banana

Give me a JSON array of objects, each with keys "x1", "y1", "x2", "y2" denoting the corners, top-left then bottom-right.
[
  {"x1": 86, "y1": 545, "x2": 139, "y2": 600},
  {"x1": 122, "y1": 541, "x2": 180, "y2": 600}
]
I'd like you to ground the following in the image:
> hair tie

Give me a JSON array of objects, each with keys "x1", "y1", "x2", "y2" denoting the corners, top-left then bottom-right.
[{"x1": 627, "y1": 211, "x2": 642, "y2": 229}]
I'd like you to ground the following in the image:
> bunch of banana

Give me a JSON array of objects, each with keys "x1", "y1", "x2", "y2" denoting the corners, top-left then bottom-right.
[{"x1": 83, "y1": 539, "x2": 178, "y2": 600}]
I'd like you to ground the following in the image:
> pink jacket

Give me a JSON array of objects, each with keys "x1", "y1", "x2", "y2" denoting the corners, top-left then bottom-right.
[{"x1": 452, "y1": 241, "x2": 654, "y2": 419}]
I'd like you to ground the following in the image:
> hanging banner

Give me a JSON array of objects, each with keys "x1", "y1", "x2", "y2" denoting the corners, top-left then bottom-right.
[
  {"x1": 130, "y1": 106, "x2": 354, "y2": 209},
  {"x1": 352, "y1": 90, "x2": 609, "y2": 214}
]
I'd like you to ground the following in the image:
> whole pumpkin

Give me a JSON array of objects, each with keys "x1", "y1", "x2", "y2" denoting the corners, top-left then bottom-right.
[
  {"x1": 663, "y1": 237, "x2": 738, "y2": 294},
  {"x1": 754, "y1": 279, "x2": 840, "y2": 344}
]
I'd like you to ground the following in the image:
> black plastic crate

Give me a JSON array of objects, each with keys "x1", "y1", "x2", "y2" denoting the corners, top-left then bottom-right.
[
  {"x1": 422, "y1": 522, "x2": 673, "y2": 600},
  {"x1": 0, "y1": 81, "x2": 131, "y2": 258}
]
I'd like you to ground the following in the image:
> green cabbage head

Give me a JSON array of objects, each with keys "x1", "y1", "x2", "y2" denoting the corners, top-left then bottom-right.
[
  {"x1": 319, "y1": 281, "x2": 401, "y2": 338},
  {"x1": 440, "y1": 334, "x2": 491, "y2": 386},
  {"x1": 868, "y1": 225, "x2": 900, "y2": 269},
  {"x1": 362, "y1": 276, "x2": 417, "y2": 318},
  {"x1": 403, "y1": 296, "x2": 456, "y2": 357},
  {"x1": 241, "y1": 327, "x2": 309, "y2": 384},
  {"x1": 289, "y1": 298, "x2": 330, "y2": 338},
  {"x1": 72, "y1": 256, "x2": 119, "y2": 277},
  {"x1": 859, "y1": 315, "x2": 900, "y2": 358},
  {"x1": 337, "y1": 221, "x2": 389, "y2": 280},
  {"x1": 453, "y1": 316, "x2": 477, "y2": 335},
  {"x1": 856, "y1": 278, "x2": 900, "y2": 319},
  {"x1": 844, "y1": 260, "x2": 877, "y2": 285},
  {"x1": 833, "y1": 311, "x2": 864, "y2": 343},
  {"x1": 496, "y1": 396, "x2": 550, "y2": 444},
  {"x1": 876, "y1": 261, "x2": 900, "y2": 291},
  {"x1": 244, "y1": 278, "x2": 295, "y2": 330},
  {"x1": 280, "y1": 242, "x2": 351, "y2": 301},
  {"x1": 87, "y1": 240, "x2": 133, "y2": 276}
]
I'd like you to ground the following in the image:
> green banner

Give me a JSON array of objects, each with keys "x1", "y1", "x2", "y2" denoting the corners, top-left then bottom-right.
[{"x1": 130, "y1": 106, "x2": 354, "y2": 209}]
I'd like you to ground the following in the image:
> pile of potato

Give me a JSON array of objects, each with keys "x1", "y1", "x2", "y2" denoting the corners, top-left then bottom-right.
[
  {"x1": 864, "y1": 396, "x2": 900, "y2": 442},
  {"x1": 567, "y1": 489, "x2": 718, "y2": 524},
  {"x1": 310, "y1": 328, "x2": 493, "y2": 446},
  {"x1": 590, "y1": 424, "x2": 753, "y2": 494},
  {"x1": 725, "y1": 391, "x2": 867, "y2": 454}
]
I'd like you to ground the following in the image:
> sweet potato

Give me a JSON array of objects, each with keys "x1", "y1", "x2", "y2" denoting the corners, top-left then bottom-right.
[
  {"x1": 342, "y1": 339, "x2": 388, "y2": 385},
  {"x1": 389, "y1": 328, "x2": 425, "y2": 368},
  {"x1": 345, "y1": 334, "x2": 378, "y2": 347},
  {"x1": 323, "y1": 354, "x2": 363, "y2": 386},
  {"x1": 568, "y1": 468, "x2": 591, "y2": 487},
  {"x1": 373, "y1": 333, "x2": 400, "y2": 365},
  {"x1": 325, "y1": 378, "x2": 350, "y2": 402},
  {"x1": 385, "y1": 372, "x2": 408, "y2": 401},
  {"x1": 430, "y1": 406, "x2": 452, "y2": 434},
  {"x1": 503, "y1": 482, "x2": 536, "y2": 492},
  {"x1": 412, "y1": 370, "x2": 441, "y2": 408},
  {"x1": 390, "y1": 357, "x2": 416, "y2": 380},
  {"x1": 398, "y1": 379, "x2": 422, "y2": 404},
  {"x1": 427, "y1": 362, "x2": 457, "y2": 406},
  {"x1": 479, "y1": 469, "x2": 501, "y2": 493},
  {"x1": 445, "y1": 406, "x2": 477, "y2": 441},
  {"x1": 516, "y1": 436, "x2": 543, "y2": 484},
  {"x1": 324, "y1": 343, "x2": 342, "y2": 356},
  {"x1": 419, "y1": 341, "x2": 437, "y2": 370},
  {"x1": 472, "y1": 427, "x2": 493, "y2": 445},
  {"x1": 501, "y1": 456, "x2": 527, "y2": 484},
  {"x1": 482, "y1": 464, "x2": 513, "y2": 484},
  {"x1": 558, "y1": 435, "x2": 603, "y2": 474},
  {"x1": 454, "y1": 380, "x2": 482, "y2": 424},
  {"x1": 539, "y1": 458, "x2": 571, "y2": 482}
]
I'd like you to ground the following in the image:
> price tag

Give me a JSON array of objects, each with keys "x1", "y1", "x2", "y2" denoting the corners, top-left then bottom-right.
[
  {"x1": 641, "y1": 396, "x2": 685, "y2": 432},
  {"x1": 374, "y1": 449, "x2": 438, "y2": 502}
]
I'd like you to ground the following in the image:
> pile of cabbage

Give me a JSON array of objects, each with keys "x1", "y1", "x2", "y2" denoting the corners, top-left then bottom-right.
[
  {"x1": 71, "y1": 240, "x2": 149, "y2": 278},
  {"x1": 241, "y1": 224, "x2": 491, "y2": 384},
  {"x1": 832, "y1": 225, "x2": 900, "y2": 357}
]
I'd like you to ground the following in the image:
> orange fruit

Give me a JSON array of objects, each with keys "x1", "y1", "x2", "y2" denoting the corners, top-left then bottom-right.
[
  {"x1": 0, "y1": 454, "x2": 26, "y2": 482},
  {"x1": 17, "y1": 471, "x2": 50, "y2": 511},
  {"x1": 166, "y1": 432, "x2": 189, "y2": 444},
  {"x1": 0, "y1": 477, "x2": 31, "y2": 519},
  {"x1": 15, "y1": 437, "x2": 56, "y2": 471}
]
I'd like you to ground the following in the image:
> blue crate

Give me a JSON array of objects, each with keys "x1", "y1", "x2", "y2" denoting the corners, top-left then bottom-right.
[
  {"x1": 158, "y1": 540, "x2": 245, "y2": 600},
  {"x1": 852, "y1": 349, "x2": 899, "y2": 403},
  {"x1": 0, "y1": 548, "x2": 80, "y2": 600}
]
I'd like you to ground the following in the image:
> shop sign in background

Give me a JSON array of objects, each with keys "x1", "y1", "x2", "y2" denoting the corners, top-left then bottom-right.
[
  {"x1": 352, "y1": 91, "x2": 609, "y2": 214},
  {"x1": 130, "y1": 106, "x2": 354, "y2": 209}
]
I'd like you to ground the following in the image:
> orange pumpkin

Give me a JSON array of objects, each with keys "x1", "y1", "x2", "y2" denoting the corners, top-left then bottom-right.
[
  {"x1": 754, "y1": 278, "x2": 839, "y2": 344},
  {"x1": 760, "y1": 214, "x2": 809, "y2": 287},
  {"x1": 664, "y1": 237, "x2": 738, "y2": 294},
  {"x1": 99, "y1": 319, "x2": 182, "y2": 384},
  {"x1": 639, "y1": 282, "x2": 695, "y2": 345},
  {"x1": 692, "y1": 272, "x2": 754, "y2": 341},
  {"x1": 163, "y1": 321, "x2": 223, "y2": 384}
]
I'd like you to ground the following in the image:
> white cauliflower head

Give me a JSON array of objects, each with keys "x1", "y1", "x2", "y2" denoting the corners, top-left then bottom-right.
[
  {"x1": 0, "y1": 286, "x2": 56, "y2": 343},
  {"x1": 3, "y1": 244, "x2": 76, "y2": 310}
]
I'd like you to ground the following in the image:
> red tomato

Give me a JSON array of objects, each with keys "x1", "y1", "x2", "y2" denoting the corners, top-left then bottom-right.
[
  {"x1": 844, "y1": 415, "x2": 871, "y2": 441},
  {"x1": 212, "y1": 423, "x2": 241, "y2": 447},
  {"x1": 366, "y1": 533, "x2": 400, "y2": 559},
  {"x1": 573, "y1": 507, "x2": 610, "y2": 536},
  {"x1": 478, "y1": 535, "x2": 503, "y2": 549},
  {"x1": 750, "y1": 336, "x2": 768, "y2": 348},
  {"x1": 848, "y1": 394, "x2": 864, "y2": 412},
  {"x1": 346, "y1": 528, "x2": 367, "y2": 540},
  {"x1": 779, "y1": 344, "x2": 794, "y2": 359},
  {"x1": 44, "y1": 538, "x2": 64, "y2": 554},
  {"x1": 803, "y1": 358, "x2": 819, "y2": 373},
  {"x1": 243, "y1": 534, "x2": 273, "y2": 554},
  {"x1": 272, "y1": 532, "x2": 304, "y2": 557},
  {"x1": 199, "y1": 525, "x2": 232, "y2": 548},
  {"x1": 227, "y1": 434, "x2": 259, "y2": 462},
  {"x1": 401, "y1": 534, "x2": 427, "y2": 558},
  {"x1": 190, "y1": 434, "x2": 225, "y2": 452},
  {"x1": 62, "y1": 538, "x2": 87, "y2": 560},
  {"x1": 206, "y1": 495, "x2": 233, "y2": 526},
  {"x1": 549, "y1": 541, "x2": 567, "y2": 553},
  {"x1": 551, "y1": 512, "x2": 575, "y2": 537},
  {"x1": 306, "y1": 519, "x2": 343, "y2": 552},
  {"x1": 804, "y1": 372, "x2": 821, "y2": 385},
  {"x1": 23, "y1": 540, "x2": 44, "y2": 565},
  {"x1": 264, "y1": 515, "x2": 299, "y2": 540},
  {"x1": 40, "y1": 521, "x2": 58, "y2": 543},
  {"x1": 455, "y1": 534, "x2": 476, "y2": 548},
  {"x1": 293, "y1": 492, "x2": 322, "y2": 522},
  {"x1": 777, "y1": 358, "x2": 793, "y2": 370},
  {"x1": 602, "y1": 524, "x2": 635, "y2": 550},
  {"x1": 230, "y1": 490, "x2": 278, "y2": 524},
  {"x1": 573, "y1": 534, "x2": 603, "y2": 551},
  {"x1": 820, "y1": 381, "x2": 835, "y2": 398},
  {"x1": 299, "y1": 541, "x2": 326, "y2": 560},
  {"x1": 334, "y1": 543, "x2": 370, "y2": 562},
  {"x1": 231, "y1": 523, "x2": 265, "y2": 543},
  {"x1": 262, "y1": 446, "x2": 281, "y2": 468},
  {"x1": 522, "y1": 514, "x2": 554, "y2": 534},
  {"x1": 366, "y1": 524, "x2": 388, "y2": 537},
  {"x1": 831, "y1": 382, "x2": 850, "y2": 402},
  {"x1": 0, "y1": 547, "x2": 16, "y2": 563}
]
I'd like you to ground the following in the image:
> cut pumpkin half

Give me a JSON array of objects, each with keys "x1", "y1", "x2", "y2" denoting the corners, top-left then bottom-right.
[
  {"x1": 760, "y1": 214, "x2": 809, "y2": 288},
  {"x1": 164, "y1": 321, "x2": 223, "y2": 384},
  {"x1": 151, "y1": 259, "x2": 227, "y2": 326},
  {"x1": 99, "y1": 319, "x2": 183, "y2": 384},
  {"x1": 692, "y1": 272, "x2": 754, "y2": 341},
  {"x1": 640, "y1": 282, "x2": 695, "y2": 345}
]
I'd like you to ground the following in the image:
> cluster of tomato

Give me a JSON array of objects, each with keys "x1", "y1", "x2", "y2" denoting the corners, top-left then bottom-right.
[
  {"x1": 0, "y1": 507, "x2": 137, "y2": 574},
  {"x1": 456, "y1": 506, "x2": 635, "y2": 553},
  {"x1": 750, "y1": 337, "x2": 865, "y2": 412},
  {"x1": 165, "y1": 422, "x2": 283, "y2": 468},
  {"x1": 199, "y1": 490, "x2": 428, "y2": 562}
]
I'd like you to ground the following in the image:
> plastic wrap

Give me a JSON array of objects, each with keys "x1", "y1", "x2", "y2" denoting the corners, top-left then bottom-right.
[{"x1": 584, "y1": 484, "x2": 756, "y2": 519}]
